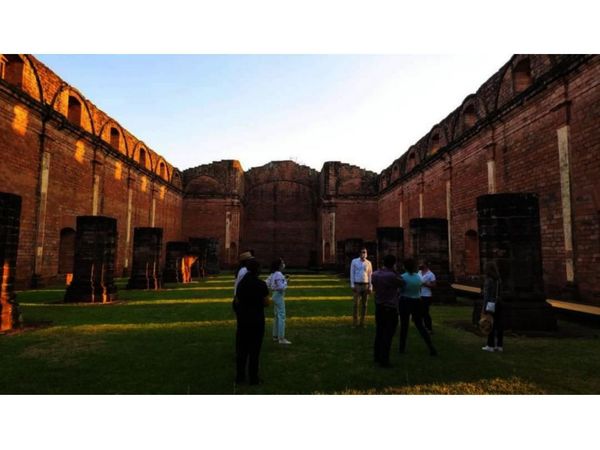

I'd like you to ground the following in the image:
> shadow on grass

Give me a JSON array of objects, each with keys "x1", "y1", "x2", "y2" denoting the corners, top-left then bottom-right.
[{"x1": 4, "y1": 276, "x2": 600, "y2": 394}]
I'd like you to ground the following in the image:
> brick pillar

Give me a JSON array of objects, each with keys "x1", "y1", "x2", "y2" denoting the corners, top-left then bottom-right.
[
  {"x1": 64, "y1": 216, "x2": 117, "y2": 303},
  {"x1": 365, "y1": 241, "x2": 378, "y2": 270},
  {"x1": 163, "y1": 241, "x2": 190, "y2": 283},
  {"x1": 344, "y1": 238, "x2": 364, "y2": 276},
  {"x1": 336, "y1": 240, "x2": 345, "y2": 272},
  {"x1": 376, "y1": 227, "x2": 404, "y2": 268},
  {"x1": 409, "y1": 218, "x2": 455, "y2": 303},
  {"x1": 126, "y1": 227, "x2": 163, "y2": 290},
  {"x1": 0, "y1": 193, "x2": 22, "y2": 331},
  {"x1": 189, "y1": 237, "x2": 220, "y2": 276},
  {"x1": 475, "y1": 193, "x2": 556, "y2": 331}
]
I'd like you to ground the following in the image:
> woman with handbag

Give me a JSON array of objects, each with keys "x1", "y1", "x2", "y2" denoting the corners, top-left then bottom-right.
[{"x1": 481, "y1": 261, "x2": 504, "y2": 352}]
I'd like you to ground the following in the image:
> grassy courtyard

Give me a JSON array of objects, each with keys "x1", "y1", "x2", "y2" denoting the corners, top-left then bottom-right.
[{"x1": 1, "y1": 272, "x2": 599, "y2": 394}]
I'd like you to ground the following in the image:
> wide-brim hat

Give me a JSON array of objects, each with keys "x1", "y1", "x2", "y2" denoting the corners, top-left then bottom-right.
[{"x1": 239, "y1": 251, "x2": 254, "y2": 261}]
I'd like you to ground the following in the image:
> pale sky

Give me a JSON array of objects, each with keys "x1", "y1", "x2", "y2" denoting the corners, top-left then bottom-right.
[{"x1": 37, "y1": 54, "x2": 512, "y2": 173}]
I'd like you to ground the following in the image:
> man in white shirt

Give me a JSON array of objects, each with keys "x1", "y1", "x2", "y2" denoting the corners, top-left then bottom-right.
[
  {"x1": 350, "y1": 247, "x2": 373, "y2": 327},
  {"x1": 418, "y1": 261, "x2": 436, "y2": 333}
]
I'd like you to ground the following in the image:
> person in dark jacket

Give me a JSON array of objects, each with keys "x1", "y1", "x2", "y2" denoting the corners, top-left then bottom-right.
[
  {"x1": 371, "y1": 254, "x2": 404, "y2": 368},
  {"x1": 235, "y1": 258, "x2": 269, "y2": 385}
]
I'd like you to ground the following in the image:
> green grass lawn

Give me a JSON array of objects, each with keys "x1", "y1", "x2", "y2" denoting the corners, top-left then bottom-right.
[{"x1": 1, "y1": 273, "x2": 599, "y2": 394}]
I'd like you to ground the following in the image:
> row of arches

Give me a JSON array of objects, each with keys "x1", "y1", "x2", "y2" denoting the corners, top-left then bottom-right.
[
  {"x1": 0, "y1": 54, "x2": 181, "y2": 186},
  {"x1": 380, "y1": 55, "x2": 554, "y2": 189}
]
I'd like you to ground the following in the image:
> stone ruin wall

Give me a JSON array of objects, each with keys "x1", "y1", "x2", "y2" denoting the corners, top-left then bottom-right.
[
  {"x1": 182, "y1": 160, "x2": 244, "y2": 267},
  {"x1": 377, "y1": 55, "x2": 600, "y2": 304},
  {"x1": 0, "y1": 55, "x2": 183, "y2": 288},
  {"x1": 1, "y1": 54, "x2": 599, "y2": 306},
  {"x1": 182, "y1": 160, "x2": 378, "y2": 268}
]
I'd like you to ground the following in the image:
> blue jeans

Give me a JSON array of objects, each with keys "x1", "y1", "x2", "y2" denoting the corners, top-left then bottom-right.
[{"x1": 272, "y1": 291, "x2": 286, "y2": 339}]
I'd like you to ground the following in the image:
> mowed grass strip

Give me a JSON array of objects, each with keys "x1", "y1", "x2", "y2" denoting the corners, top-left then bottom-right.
[{"x1": 2, "y1": 273, "x2": 600, "y2": 394}]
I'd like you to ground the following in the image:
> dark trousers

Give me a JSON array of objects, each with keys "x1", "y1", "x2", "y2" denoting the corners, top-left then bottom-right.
[
  {"x1": 486, "y1": 303, "x2": 504, "y2": 348},
  {"x1": 235, "y1": 317, "x2": 265, "y2": 383},
  {"x1": 374, "y1": 304, "x2": 399, "y2": 365},
  {"x1": 399, "y1": 297, "x2": 434, "y2": 353},
  {"x1": 421, "y1": 296, "x2": 433, "y2": 331}
]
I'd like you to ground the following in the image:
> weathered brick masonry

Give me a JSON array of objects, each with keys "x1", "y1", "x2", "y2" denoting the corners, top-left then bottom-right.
[
  {"x1": 1, "y1": 54, "x2": 599, "y2": 307},
  {"x1": 378, "y1": 55, "x2": 600, "y2": 306},
  {"x1": 0, "y1": 55, "x2": 183, "y2": 289}
]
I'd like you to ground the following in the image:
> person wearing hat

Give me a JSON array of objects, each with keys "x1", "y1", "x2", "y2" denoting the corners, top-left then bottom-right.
[
  {"x1": 232, "y1": 250, "x2": 255, "y2": 313},
  {"x1": 234, "y1": 251, "x2": 255, "y2": 293},
  {"x1": 235, "y1": 258, "x2": 270, "y2": 385}
]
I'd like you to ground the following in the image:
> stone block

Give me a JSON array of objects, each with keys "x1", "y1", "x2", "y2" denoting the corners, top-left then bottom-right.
[{"x1": 64, "y1": 216, "x2": 117, "y2": 303}]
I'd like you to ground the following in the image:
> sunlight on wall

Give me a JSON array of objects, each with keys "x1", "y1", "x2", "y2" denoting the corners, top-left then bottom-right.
[
  {"x1": 160, "y1": 185, "x2": 166, "y2": 200},
  {"x1": 141, "y1": 175, "x2": 147, "y2": 192},
  {"x1": 114, "y1": 161, "x2": 122, "y2": 180},
  {"x1": 74, "y1": 140, "x2": 86, "y2": 163},
  {"x1": 11, "y1": 104, "x2": 28, "y2": 136}
]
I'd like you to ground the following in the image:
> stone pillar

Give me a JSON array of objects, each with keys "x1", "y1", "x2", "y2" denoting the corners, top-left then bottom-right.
[
  {"x1": 0, "y1": 193, "x2": 22, "y2": 331},
  {"x1": 344, "y1": 238, "x2": 364, "y2": 275},
  {"x1": 376, "y1": 227, "x2": 404, "y2": 268},
  {"x1": 163, "y1": 241, "x2": 190, "y2": 283},
  {"x1": 336, "y1": 240, "x2": 345, "y2": 272},
  {"x1": 189, "y1": 237, "x2": 220, "y2": 276},
  {"x1": 409, "y1": 218, "x2": 455, "y2": 303},
  {"x1": 126, "y1": 227, "x2": 163, "y2": 290},
  {"x1": 475, "y1": 193, "x2": 556, "y2": 331},
  {"x1": 365, "y1": 241, "x2": 378, "y2": 270},
  {"x1": 64, "y1": 216, "x2": 117, "y2": 303}
]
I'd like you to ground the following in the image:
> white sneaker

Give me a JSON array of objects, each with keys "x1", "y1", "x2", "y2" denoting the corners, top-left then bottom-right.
[
  {"x1": 278, "y1": 338, "x2": 292, "y2": 345},
  {"x1": 481, "y1": 346, "x2": 495, "y2": 352},
  {"x1": 272, "y1": 337, "x2": 278, "y2": 342},
  {"x1": 495, "y1": 347, "x2": 504, "y2": 352}
]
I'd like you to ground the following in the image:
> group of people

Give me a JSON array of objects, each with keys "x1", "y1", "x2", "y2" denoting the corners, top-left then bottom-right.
[
  {"x1": 231, "y1": 246, "x2": 504, "y2": 384},
  {"x1": 352, "y1": 248, "x2": 437, "y2": 368}
]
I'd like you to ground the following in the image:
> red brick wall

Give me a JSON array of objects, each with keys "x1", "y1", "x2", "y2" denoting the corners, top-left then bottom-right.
[
  {"x1": 242, "y1": 161, "x2": 319, "y2": 267},
  {"x1": 0, "y1": 55, "x2": 183, "y2": 288},
  {"x1": 378, "y1": 55, "x2": 600, "y2": 305},
  {"x1": 2, "y1": 54, "x2": 599, "y2": 307},
  {"x1": 182, "y1": 160, "x2": 244, "y2": 267}
]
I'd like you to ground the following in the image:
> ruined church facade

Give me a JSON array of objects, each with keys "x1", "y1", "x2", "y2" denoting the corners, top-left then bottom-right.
[{"x1": 1, "y1": 54, "x2": 599, "y2": 307}]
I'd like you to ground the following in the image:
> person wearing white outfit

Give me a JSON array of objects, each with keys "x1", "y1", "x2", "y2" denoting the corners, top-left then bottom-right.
[
  {"x1": 266, "y1": 258, "x2": 291, "y2": 345},
  {"x1": 349, "y1": 247, "x2": 373, "y2": 327},
  {"x1": 418, "y1": 261, "x2": 436, "y2": 334}
]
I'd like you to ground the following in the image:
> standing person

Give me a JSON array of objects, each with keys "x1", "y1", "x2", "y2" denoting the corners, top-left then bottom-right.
[
  {"x1": 371, "y1": 254, "x2": 404, "y2": 368},
  {"x1": 418, "y1": 261, "x2": 437, "y2": 334},
  {"x1": 235, "y1": 258, "x2": 269, "y2": 385},
  {"x1": 266, "y1": 257, "x2": 291, "y2": 345},
  {"x1": 398, "y1": 258, "x2": 437, "y2": 356},
  {"x1": 232, "y1": 250, "x2": 254, "y2": 313},
  {"x1": 349, "y1": 247, "x2": 373, "y2": 327},
  {"x1": 481, "y1": 261, "x2": 503, "y2": 352}
]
